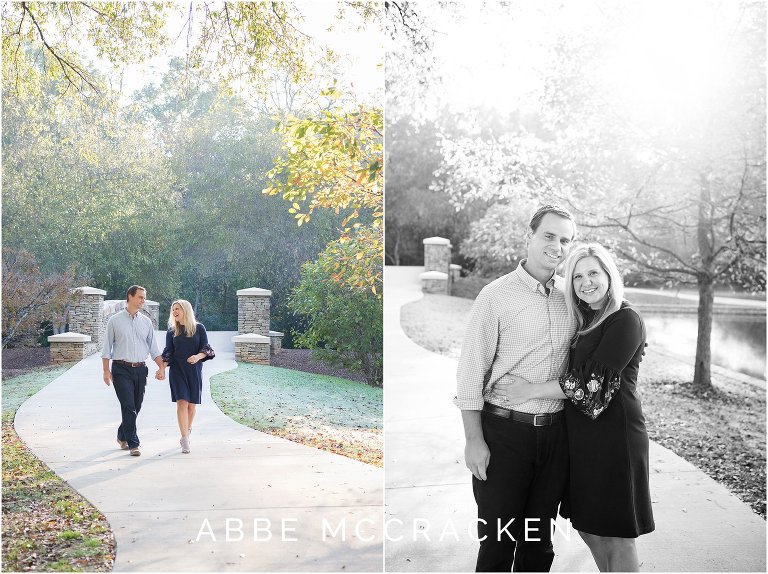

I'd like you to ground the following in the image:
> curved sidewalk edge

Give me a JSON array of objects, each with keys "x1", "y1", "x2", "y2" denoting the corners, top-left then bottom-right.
[
  {"x1": 383, "y1": 265, "x2": 765, "y2": 573},
  {"x1": 14, "y1": 331, "x2": 383, "y2": 572}
]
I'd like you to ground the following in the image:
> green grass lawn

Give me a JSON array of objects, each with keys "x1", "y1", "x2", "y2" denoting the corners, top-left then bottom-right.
[
  {"x1": 2, "y1": 365, "x2": 115, "y2": 572},
  {"x1": 210, "y1": 362, "x2": 383, "y2": 466}
]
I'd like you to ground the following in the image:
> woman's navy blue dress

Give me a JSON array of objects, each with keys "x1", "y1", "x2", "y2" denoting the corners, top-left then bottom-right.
[
  {"x1": 558, "y1": 302, "x2": 655, "y2": 538},
  {"x1": 161, "y1": 323, "x2": 214, "y2": 405}
]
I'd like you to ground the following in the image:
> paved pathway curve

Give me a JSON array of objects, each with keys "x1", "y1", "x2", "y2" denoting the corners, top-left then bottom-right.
[
  {"x1": 384, "y1": 266, "x2": 765, "y2": 572},
  {"x1": 15, "y1": 331, "x2": 382, "y2": 572}
]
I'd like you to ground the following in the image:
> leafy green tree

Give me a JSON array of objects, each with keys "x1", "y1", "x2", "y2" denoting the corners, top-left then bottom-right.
[
  {"x1": 2, "y1": 81, "x2": 180, "y2": 298},
  {"x1": 289, "y1": 244, "x2": 383, "y2": 386},
  {"x1": 264, "y1": 95, "x2": 383, "y2": 295},
  {"x1": 2, "y1": 2, "x2": 308, "y2": 99},
  {"x1": 128, "y1": 64, "x2": 344, "y2": 336}
]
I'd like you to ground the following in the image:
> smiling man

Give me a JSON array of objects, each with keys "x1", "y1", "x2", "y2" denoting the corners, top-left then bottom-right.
[
  {"x1": 102, "y1": 285, "x2": 166, "y2": 457},
  {"x1": 455, "y1": 204, "x2": 578, "y2": 572}
]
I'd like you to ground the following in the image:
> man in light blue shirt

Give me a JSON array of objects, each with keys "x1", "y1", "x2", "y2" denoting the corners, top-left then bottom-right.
[{"x1": 101, "y1": 285, "x2": 165, "y2": 456}]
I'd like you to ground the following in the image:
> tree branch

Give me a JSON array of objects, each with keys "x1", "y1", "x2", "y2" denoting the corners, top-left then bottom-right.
[{"x1": 21, "y1": 1, "x2": 100, "y2": 94}]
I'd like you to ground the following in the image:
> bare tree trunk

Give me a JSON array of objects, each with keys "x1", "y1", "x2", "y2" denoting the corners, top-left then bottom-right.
[
  {"x1": 693, "y1": 273, "x2": 714, "y2": 393},
  {"x1": 693, "y1": 175, "x2": 715, "y2": 394},
  {"x1": 393, "y1": 229, "x2": 401, "y2": 265}
]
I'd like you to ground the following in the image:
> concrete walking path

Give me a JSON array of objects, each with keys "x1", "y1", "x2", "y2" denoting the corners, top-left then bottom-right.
[
  {"x1": 14, "y1": 331, "x2": 382, "y2": 572},
  {"x1": 384, "y1": 266, "x2": 765, "y2": 572}
]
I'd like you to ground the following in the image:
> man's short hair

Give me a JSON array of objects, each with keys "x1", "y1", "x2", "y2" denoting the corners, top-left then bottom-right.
[
  {"x1": 528, "y1": 204, "x2": 576, "y2": 235},
  {"x1": 126, "y1": 285, "x2": 146, "y2": 302}
]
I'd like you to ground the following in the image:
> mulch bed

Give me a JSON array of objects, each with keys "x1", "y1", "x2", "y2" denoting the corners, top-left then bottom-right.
[
  {"x1": 2, "y1": 347, "x2": 52, "y2": 379},
  {"x1": 269, "y1": 348, "x2": 368, "y2": 384},
  {"x1": 639, "y1": 352, "x2": 766, "y2": 518}
]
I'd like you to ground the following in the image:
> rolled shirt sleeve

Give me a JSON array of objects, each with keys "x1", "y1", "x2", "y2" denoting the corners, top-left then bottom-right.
[
  {"x1": 455, "y1": 290, "x2": 498, "y2": 411},
  {"x1": 101, "y1": 316, "x2": 115, "y2": 359},
  {"x1": 147, "y1": 322, "x2": 161, "y2": 360}
]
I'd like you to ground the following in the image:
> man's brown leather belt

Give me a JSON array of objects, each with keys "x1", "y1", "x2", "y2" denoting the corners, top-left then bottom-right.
[
  {"x1": 483, "y1": 403, "x2": 564, "y2": 426},
  {"x1": 112, "y1": 360, "x2": 146, "y2": 367}
]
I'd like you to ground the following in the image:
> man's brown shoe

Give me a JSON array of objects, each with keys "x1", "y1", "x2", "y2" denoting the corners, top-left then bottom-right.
[
  {"x1": 130, "y1": 448, "x2": 141, "y2": 456},
  {"x1": 117, "y1": 440, "x2": 129, "y2": 450}
]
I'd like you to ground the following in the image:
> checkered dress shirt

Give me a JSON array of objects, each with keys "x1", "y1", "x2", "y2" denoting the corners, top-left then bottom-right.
[{"x1": 455, "y1": 260, "x2": 576, "y2": 414}]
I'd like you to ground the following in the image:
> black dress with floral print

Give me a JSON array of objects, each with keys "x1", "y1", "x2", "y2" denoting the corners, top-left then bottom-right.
[{"x1": 558, "y1": 302, "x2": 655, "y2": 538}]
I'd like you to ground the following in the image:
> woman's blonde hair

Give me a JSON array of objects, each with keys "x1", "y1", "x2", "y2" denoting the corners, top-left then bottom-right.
[
  {"x1": 563, "y1": 243, "x2": 624, "y2": 340},
  {"x1": 168, "y1": 299, "x2": 197, "y2": 337}
]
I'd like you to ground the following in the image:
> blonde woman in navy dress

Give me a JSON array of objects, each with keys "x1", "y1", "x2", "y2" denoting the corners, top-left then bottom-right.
[
  {"x1": 161, "y1": 300, "x2": 214, "y2": 454},
  {"x1": 502, "y1": 244, "x2": 654, "y2": 572}
]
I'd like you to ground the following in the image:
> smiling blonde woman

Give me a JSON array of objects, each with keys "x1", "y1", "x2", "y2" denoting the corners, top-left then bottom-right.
[
  {"x1": 502, "y1": 244, "x2": 654, "y2": 571},
  {"x1": 160, "y1": 299, "x2": 215, "y2": 454}
]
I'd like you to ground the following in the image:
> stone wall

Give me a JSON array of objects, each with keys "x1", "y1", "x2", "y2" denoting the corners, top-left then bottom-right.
[
  {"x1": 102, "y1": 299, "x2": 160, "y2": 332},
  {"x1": 269, "y1": 331, "x2": 284, "y2": 355},
  {"x1": 420, "y1": 272, "x2": 450, "y2": 294},
  {"x1": 49, "y1": 333, "x2": 91, "y2": 363},
  {"x1": 233, "y1": 334, "x2": 271, "y2": 365}
]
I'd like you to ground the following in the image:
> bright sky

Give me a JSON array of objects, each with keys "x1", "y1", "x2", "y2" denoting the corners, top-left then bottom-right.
[
  {"x1": 422, "y1": 0, "x2": 744, "y2": 119},
  {"x1": 117, "y1": 1, "x2": 383, "y2": 105}
]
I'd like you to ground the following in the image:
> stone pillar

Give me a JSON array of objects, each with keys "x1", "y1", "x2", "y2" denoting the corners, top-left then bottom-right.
[
  {"x1": 450, "y1": 263, "x2": 462, "y2": 282},
  {"x1": 422, "y1": 237, "x2": 453, "y2": 295},
  {"x1": 423, "y1": 237, "x2": 452, "y2": 273},
  {"x1": 69, "y1": 287, "x2": 106, "y2": 351},
  {"x1": 237, "y1": 288, "x2": 271, "y2": 336},
  {"x1": 232, "y1": 334, "x2": 271, "y2": 365},
  {"x1": 269, "y1": 330, "x2": 284, "y2": 355},
  {"x1": 48, "y1": 333, "x2": 92, "y2": 363}
]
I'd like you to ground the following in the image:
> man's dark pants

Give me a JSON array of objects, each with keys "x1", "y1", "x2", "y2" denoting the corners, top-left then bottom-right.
[
  {"x1": 112, "y1": 363, "x2": 148, "y2": 449},
  {"x1": 473, "y1": 411, "x2": 569, "y2": 572}
]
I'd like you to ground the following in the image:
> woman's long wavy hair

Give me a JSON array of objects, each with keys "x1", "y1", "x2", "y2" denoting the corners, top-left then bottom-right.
[
  {"x1": 564, "y1": 243, "x2": 624, "y2": 342},
  {"x1": 168, "y1": 299, "x2": 197, "y2": 337}
]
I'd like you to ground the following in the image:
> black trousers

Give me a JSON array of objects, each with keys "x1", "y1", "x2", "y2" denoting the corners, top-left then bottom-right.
[
  {"x1": 112, "y1": 363, "x2": 148, "y2": 449},
  {"x1": 473, "y1": 411, "x2": 569, "y2": 572}
]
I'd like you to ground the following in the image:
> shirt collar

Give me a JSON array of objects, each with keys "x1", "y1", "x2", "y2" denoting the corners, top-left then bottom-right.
[{"x1": 515, "y1": 258, "x2": 556, "y2": 295}]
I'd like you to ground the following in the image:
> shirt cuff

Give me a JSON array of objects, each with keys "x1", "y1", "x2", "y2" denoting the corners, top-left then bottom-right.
[{"x1": 453, "y1": 395, "x2": 485, "y2": 410}]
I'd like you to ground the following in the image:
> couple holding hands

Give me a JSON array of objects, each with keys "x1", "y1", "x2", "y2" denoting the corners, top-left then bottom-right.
[
  {"x1": 457, "y1": 205, "x2": 654, "y2": 572},
  {"x1": 101, "y1": 286, "x2": 215, "y2": 457}
]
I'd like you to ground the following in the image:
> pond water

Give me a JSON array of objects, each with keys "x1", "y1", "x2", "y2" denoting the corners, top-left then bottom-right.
[{"x1": 643, "y1": 314, "x2": 766, "y2": 379}]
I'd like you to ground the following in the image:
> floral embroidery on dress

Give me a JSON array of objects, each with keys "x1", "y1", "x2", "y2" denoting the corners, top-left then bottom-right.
[
  {"x1": 200, "y1": 344, "x2": 215, "y2": 361},
  {"x1": 559, "y1": 363, "x2": 621, "y2": 420}
]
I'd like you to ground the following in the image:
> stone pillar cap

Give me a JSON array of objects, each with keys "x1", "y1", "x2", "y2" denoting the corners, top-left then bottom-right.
[
  {"x1": 236, "y1": 288, "x2": 272, "y2": 296},
  {"x1": 420, "y1": 271, "x2": 449, "y2": 280},
  {"x1": 450, "y1": 264, "x2": 462, "y2": 270},
  {"x1": 269, "y1": 330, "x2": 285, "y2": 337},
  {"x1": 232, "y1": 334, "x2": 271, "y2": 343},
  {"x1": 72, "y1": 286, "x2": 107, "y2": 296},
  {"x1": 48, "y1": 332, "x2": 92, "y2": 343},
  {"x1": 423, "y1": 237, "x2": 451, "y2": 246}
]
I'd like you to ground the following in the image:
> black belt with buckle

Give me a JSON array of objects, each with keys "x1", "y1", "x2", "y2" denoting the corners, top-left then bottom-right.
[
  {"x1": 483, "y1": 403, "x2": 564, "y2": 426},
  {"x1": 113, "y1": 360, "x2": 146, "y2": 368}
]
